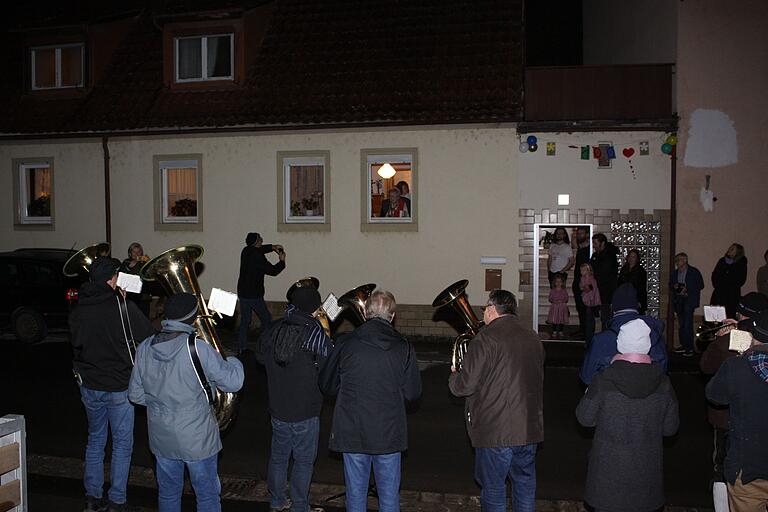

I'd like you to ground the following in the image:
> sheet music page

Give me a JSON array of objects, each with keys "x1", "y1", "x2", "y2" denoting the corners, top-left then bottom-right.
[
  {"x1": 704, "y1": 305, "x2": 727, "y2": 322},
  {"x1": 208, "y1": 288, "x2": 238, "y2": 317},
  {"x1": 117, "y1": 272, "x2": 143, "y2": 294},
  {"x1": 323, "y1": 293, "x2": 342, "y2": 322},
  {"x1": 729, "y1": 329, "x2": 753, "y2": 353}
]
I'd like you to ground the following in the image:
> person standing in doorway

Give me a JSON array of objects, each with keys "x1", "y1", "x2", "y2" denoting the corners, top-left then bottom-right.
[
  {"x1": 590, "y1": 233, "x2": 619, "y2": 329},
  {"x1": 711, "y1": 243, "x2": 749, "y2": 319},
  {"x1": 670, "y1": 252, "x2": 705, "y2": 357},
  {"x1": 547, "y1": 227, "x2": 574, "y2": 288},
  {"x1": 237, "y1": 232, "x2": 285, "y2": 355},
  {"x1": 571, "y1": 227, "x2": 591, "y2": 340}
]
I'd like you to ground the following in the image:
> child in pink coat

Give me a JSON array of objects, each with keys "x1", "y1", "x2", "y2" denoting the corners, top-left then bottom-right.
[
  {"x1": 548, "y1": 274, "x2": 570, "y2": 339},
  {"x1": 579, "y1": 262, "x2": 602, "y2": 316}
]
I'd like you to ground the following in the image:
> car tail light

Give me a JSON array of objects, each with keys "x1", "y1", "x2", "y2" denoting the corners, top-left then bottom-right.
[{"x1": 66, "y1": 288, "x2": 79, "y2": 302}]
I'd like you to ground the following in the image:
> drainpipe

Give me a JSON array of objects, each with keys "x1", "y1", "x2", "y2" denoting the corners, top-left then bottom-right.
[
  {"x1": 666, "y1": 143, "x2": 677, "y2": 349},
  {"x1": 102, "y1": 136, "x2": 112, "y2": 245}
]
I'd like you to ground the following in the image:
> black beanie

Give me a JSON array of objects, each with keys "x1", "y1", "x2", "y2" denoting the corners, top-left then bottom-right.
[
  {"x1": 738, "y1": 292, "x2": 768, "y2": 318},
  {"x1": 90, "y1": 257, "x2": 120, "y2": 283},
  {"x1": 751, "y1": 310, "x2": 768, "y2": 344},
  {"x1": 245, "y1": 232, "x2": 261, "y2": 246},
  {"x1": 292, "y1": 287, "x2": 321, "y2": 314},
  {"x1": 611, "y1": 283, "x2": 639, "y2": 312},
  {"x1": 164, "y1": 293, "x2": 199, "y2": 323}
]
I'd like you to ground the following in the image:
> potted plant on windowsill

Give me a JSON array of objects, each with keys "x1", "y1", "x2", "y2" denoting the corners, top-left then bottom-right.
[
  {"x1": 301, "y1": 192, "x2": 322, "y2": 216},
  {"x1": 290, "y1": 201, "x2": 302, "y2": 217}
]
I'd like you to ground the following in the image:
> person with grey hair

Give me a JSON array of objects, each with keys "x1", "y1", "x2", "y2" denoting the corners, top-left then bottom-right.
[
  {"x1": 449, "y1": 289, "x2": 544, "y2": 512},
  {"x1": 320, "y1": 290, "x2": 421, "y2": 512},
  {"x1": 119, "y1": 242, "x2": 151, "y2": 317}
]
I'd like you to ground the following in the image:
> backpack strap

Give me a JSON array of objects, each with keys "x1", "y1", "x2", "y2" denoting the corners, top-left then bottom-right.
[{"x1": 186, "y1": 333, "x2": 215, "y2": 406}]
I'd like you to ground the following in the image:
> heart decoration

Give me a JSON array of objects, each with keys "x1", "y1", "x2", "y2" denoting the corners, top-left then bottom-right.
[{"x1": 622, "y1": 148, "x2": 635, "y2": 158}]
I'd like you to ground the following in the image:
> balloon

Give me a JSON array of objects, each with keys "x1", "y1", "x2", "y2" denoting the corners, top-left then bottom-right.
[
  {"x1": 661, "y1": 143, "x2": 673, "y2": 154},
  {"x1": 666, "y1": 134, "x2": 678, "y2": 145},
  {"x1": 526, "y1": 135, "x2": 538, "y2": 145},
  {"x1": 529, "y1": 143, "x2": 538, "y2": 152},
  {"x1": 519, "y1": 142, "x2": 529, "y2": 153}
]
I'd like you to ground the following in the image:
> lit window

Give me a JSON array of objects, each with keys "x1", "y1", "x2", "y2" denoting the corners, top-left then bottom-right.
[
  {"x1": 175, "y1": 34, "x2": 233, "y2": 82},
  {"x1": 17, "y1": 162, "x2": 53, "y2": 225},
  {"x1": 31, "y1": 44, "x2": 84, "y2": 89},
  {"x1": 277, "y1": 151, "x2": 330, "y2": 232},
  {"x1": 364, "y1": 150, "x2": 416, "y2": 226},
  {"x1": 159, "y1": 159, "x2": 199, "y2": 224}
]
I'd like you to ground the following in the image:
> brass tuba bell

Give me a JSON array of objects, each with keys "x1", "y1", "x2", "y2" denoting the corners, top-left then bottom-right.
[
  {"x1": 63, "y1": 242, "x2": 111, "y2": 277},
  {"x1": 140, "y1": 245, "x2": 238, "y2": 431},
  {"x1": 432, "y1": 279, "x2": 483, "y2": 370},
  {"x1": 287, "y1": 277, "x2": 331, "y2": 336},
  {"x1": 338, "y1": 283, "x2": 377, "y2": 324}
]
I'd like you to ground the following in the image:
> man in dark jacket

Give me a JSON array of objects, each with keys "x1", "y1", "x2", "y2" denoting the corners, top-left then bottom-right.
[
  {"x1": 69, "y1": 257, "x2": 155, "y2": 512},
  {"x1": 590, "y1": 233, "x2": 619, "y2": 328},
  {"x1": 700, "y1": 292, "x2": 768, "y2": 512},
  {"x1": 580, "y1": 283, "x2": 668, "y2": 385},
  {"x1": 257, "y1": 286, "x2": 333, "y2": 512},
  {"x1": 572, "y1": 227, "x2": 592, "y2": 340},
  {"x1": 449, "y1": 289, "x2": 544, "y2": 512},
  {"x1": 706, "y1": 309, "x2": 768, "y2": 511},
  {"x1": 577, "y1": 319, "x2": 679, "y2": 512},
  {"x1": 320, "y1": 290, "x2": 421, "y2": 512},
  {"x1": 237, "y1": 232, "x2": 285, "y2": 353},
  {"x1": 670, "y1": 252, "x2": 705, "y2": 357}
]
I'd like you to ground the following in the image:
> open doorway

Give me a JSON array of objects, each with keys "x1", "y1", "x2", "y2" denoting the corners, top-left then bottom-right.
[{"x1": 532, "y1": 223, "x2": 593, "y2": 340}]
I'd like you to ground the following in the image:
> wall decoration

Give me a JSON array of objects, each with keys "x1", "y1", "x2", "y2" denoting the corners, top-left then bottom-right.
[
  {"x1": 622, "y1": 147, "x2": 637, "y2": 179},
  {"x1": 546, "y1": 142, "x2": 556, "y2": 156},
  {"x1": 683, "y1": 108, "x2": 738, "y2": 168},
  {"x1": 639, "y1": 141, "x2": 649, "y2": 155},
  {"x1": 529, "y1": 143, "x2": 539, "y2": 152},
  {"x1": 699, "y1": 175, "x2": 716, "y2": 212},
  {"x1": 581, "y1": 146, "x2": 590, "y2": 160},
  {"x1": 519, "y1": 141, "x2": 529, "y2": 153}
]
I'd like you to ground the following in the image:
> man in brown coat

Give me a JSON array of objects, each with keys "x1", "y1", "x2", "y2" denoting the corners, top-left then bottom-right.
[{"x1": 448, "y1": 289, "x2": 544, "y2": 512}]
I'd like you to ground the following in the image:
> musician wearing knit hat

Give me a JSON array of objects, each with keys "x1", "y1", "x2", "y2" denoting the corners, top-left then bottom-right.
[{"x1": 707, "y1": 310, "x2": 768, "y2": 510}]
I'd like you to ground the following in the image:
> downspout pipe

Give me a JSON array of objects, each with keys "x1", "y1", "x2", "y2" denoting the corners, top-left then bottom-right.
[
  {"x1": 102, "y1": 136, "x2": 112, "y2": 245},
  {"x1": 666, "y1": 142, "x2": 678, "y2": 349}
]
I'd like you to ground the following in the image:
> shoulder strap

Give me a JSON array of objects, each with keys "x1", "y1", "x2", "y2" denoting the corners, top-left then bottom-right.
[
  {"x1": 116, "y1": 296, "x2": 136, "y2": 364},
  {"x1": 186, "y1": 333, "x2": 215, "y2": 406}
]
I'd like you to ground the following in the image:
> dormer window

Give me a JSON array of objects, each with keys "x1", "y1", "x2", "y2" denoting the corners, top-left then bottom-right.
[
  {"x1": 31, "y1": 44, "x2": 84, "y2": 90},
  {"x1": 174, "y1": 34, "x2": 233, "y2": 82}
]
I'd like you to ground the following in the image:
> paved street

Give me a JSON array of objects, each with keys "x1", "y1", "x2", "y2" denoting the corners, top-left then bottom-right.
[{"x1": 0, "y1": 330, "x2": 714, "y2": 510}]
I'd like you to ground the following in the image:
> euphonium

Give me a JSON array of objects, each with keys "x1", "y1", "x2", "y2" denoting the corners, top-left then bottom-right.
[
  {"x1": 338, "y1": 283, "x2": 377, "y2": 324},
  {"x1": 63, "y1": 242, "x2": 111, "y2": 277},
  {"x1": 287, "y1": 277, "x2": 331, "y2": 336},
  {"x1": 432, "y1": 279, "x2": 483, "y2": 371},
  {"x1": 140, "y1": 245, "x2": 238, "y2": 431}
]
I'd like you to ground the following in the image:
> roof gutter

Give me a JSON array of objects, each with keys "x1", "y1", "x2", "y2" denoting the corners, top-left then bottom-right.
[{"x1": 102, "y1": 137, "x2": 112, "y2": 245}]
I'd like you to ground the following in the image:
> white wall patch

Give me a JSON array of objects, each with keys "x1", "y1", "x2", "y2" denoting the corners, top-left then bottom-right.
[{"x1": 684, "y1": 109, "x2": 738, "y2": 168}]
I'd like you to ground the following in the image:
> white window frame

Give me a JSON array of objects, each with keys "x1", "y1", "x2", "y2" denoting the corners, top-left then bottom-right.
[
  {"x1": 366, "y1": 153, "x2": 414, "y2": 224},
  {"x1": 160, "y1": 159, "x2": 199, "y2": 224},
  {"x1": 18, "y1": 162, "x2": 53, "y2": 225},
  {"x1": 30, "y1": 43, "x2": 84, "y2": 90},
  {"x1": 174, "y1": 34, "x2": 234, "y2": 82},
  {"x1": 283, "y1": 156, "x2": 326, "y2": 224}
]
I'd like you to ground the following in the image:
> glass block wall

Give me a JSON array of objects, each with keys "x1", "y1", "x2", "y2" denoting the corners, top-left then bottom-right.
[{"x1": 611, "y1": 221, "x2": 662, "y2": 318}]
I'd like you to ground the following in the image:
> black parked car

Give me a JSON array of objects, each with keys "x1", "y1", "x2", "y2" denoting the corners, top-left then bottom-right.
[{"x1": 0, "y1": 248, "x2": 86, "y2": 343}]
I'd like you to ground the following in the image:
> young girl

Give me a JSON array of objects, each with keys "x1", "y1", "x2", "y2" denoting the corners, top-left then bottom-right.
[
  {"x1": 547, "y1": 274, "x2": 570, "y2": 339},
  {"x1": 579, "y1": 262, "x2": 602, "y2": 314}
]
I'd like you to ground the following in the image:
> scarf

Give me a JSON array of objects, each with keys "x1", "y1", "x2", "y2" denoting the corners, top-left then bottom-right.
[{"x1": 611, "y1": 353, "x2": 652, "y2": 364}]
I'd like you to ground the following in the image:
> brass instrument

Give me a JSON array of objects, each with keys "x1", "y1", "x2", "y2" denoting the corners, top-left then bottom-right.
[
  {"x1": 140, "y1": 245, "x2": 238, "y2": 431},
  {"x1": 287, "y1": 277, "x2": 331, "y2": 335},
  {"x1": 696, "y1": 320, "x2": 741, "y2": 341},
  {"x1": 338, "y1": 283, "x2": 377, "y2": 324},
  {"x1": 63, "y1": 242, "x2": 111, "y2": 277},
  {"x1": 432, "y1": 279, "x2": 483, "y2": 370}
]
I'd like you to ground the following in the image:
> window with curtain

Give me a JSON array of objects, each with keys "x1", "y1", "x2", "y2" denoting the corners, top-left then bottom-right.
[
  {"x1": 283, "y1": 157, "x2": 326, "y2": 223},
  {"x1": 19, "y1": 163, "x2": 52, "y2": 224},
  {"x1": 366, "y1": 154, "x2": 414, "y2": 223},
  {"x1": 175, "y1": 34, "x2": 233, "y2": 82},
  {"x1": 160, "y1": 160, "x2": 199, "y2": 223},
  {"x1": 31, "y1": 44, "x2": 83, "y2": 89}
]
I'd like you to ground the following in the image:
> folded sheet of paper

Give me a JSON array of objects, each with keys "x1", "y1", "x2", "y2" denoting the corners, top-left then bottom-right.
[
  {"x1": 729, "y1": 329, "x2": 753, "y2": 353},
  {"x1": 208, "y1": 288, "x2": 238, "y2": 317},
  {"x1": 704, "y1": 305, "x2": 727, "y2": 322},
  {"x1": 117, "y1": 272, "x2": 143, "y2": 294},
  {"x1": 323, "y1": 293, "x2": 342, "y2": 322}
]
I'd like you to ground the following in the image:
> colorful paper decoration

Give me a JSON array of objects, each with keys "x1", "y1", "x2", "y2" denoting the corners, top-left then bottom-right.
[
  {"x1": 546, "y1": 142, "x2": 556, "y2": 156},
  {"x1": 622, "y1": 147, "x2": 635, "y2": 158},
  {"x1": 581, "y1": 146, "x2": 589, "y2": 159},
  {"x1": 593, "y1": 147, "x2": 602, "y2": 159},
  {"x1": 607, "y1": 146, "x2": 616, "y2": 159},
  {"x1": 639, "y1": 141, "x2": 649, "y2": 156}
]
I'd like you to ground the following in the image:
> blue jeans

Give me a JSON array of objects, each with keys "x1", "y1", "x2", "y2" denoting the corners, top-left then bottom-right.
[
  {"x1": 238, "y1": 297, "x2": 272, "y2": 351},
  {"x1": 268, "y1": 416, "x2": 320, "y2": 512},
  {"x1": 475, "y1": 444, "x2": 537, "y2": 512},
  {"x1": 79, "y1": 387, "x2": 134, "y2": 504},
  {"x1": 155, "y1": 453, "x2": 221, "y2": 512},
  {"x1": 343, "y1": 452, "x2": 401, "y2": 512},
  {"x1": 674, "y1": 300, "x2": 695, "y2": 350}
]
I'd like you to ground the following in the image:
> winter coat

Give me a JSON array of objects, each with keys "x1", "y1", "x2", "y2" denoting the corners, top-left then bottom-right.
[
  {"x1": 699, "y1": 333, "x2": 737, "y2": 429},
  {"x1": 256, "y1": 310, "x2": 328, "y2": 422},
  {"x1": 706, "y1": 344, "x2": 768, "y2": 485},
  {"x1": 670, "y1": 264, "x2": 705, "y2": 309},
  {"x1": 236, "y1": 244, "x2": 285, "y2": 299},
  {"x1": 590, "y1": 242, "x2": 619, "y2": 304},
  {"x1": 69, "y1": 282, "x2": 155, "y2": 392},
  {"x1": 576, "y1": 361, "x2": 679, "y2": 512},
  {"x1": 711, "y1": 256, "x2": 748, "y2": 318},
  {"x1": 449, "y1": 315, "x2": 544, "y2": 447},
  {"x1": 320, "y1": 317, "x2": 421, "y2": 454},
  {"x1": 618, "y1": 264, "x2": 648, "y2": 314},
  {"x1": 579, "y1": 311, "x2": 668, "y2": 385},
  {"x1": 128, "y1": 320, "x2": 244, "y2": 460}
]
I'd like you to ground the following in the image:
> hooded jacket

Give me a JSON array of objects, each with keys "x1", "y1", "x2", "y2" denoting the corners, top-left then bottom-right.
[
  {"x1": 69, "y1": 281, "x2": 155, "y2": 391},
  {"x1": 580, "y1": 310, "x2": 667, "y2": 385},
  {"x1": 590, "y1": 241, "x2": 619, "y2": 303},
  {"x1": 449, "y1": 315, "x2": 544, "y2": 448},
  {"x1": 577, "y1": 361, "x2": 679, "y2": 512},
  {"x1": 706, "y1": 343, "x2": 768, "y2": 485},
  {"x1": 128, "y1": 320, "x2": 244, "y2": 460},
  {"x1": 236, "y1": 244, "x2": 285, "y2": 298},
  {"x1": 320, "y1": 317, "x2": 421, "y2": 454}
]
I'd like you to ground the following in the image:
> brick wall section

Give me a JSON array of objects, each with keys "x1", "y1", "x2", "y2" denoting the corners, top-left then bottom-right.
[{"x1": 517, "y1": 208, "x2": 672, "y2": 329}]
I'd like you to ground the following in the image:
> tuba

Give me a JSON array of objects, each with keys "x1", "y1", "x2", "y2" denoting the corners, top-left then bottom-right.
[
  {"x1": 140, "y1": 245, "x2": 238, "y2": 431},
  {"x1": 338, "y1": 283, "x2": 377, "y2": 324},
  {"x1": 432, "y1": 279, "x2": 483, "y2": 371},
  {"x1": 63, "y1": 242, "x2": 111, "y2": 277},
  {"x1": 287, "y1": 277, "x2": 331, "y2": 336}
]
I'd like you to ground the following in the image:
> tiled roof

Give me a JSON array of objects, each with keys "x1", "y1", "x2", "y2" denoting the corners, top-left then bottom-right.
[{"x1": 1, "y1": 0, "x2": 522, "y2": 134}]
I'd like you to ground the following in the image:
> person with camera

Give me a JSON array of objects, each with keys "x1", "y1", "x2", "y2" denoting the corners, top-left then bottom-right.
[{"x1": 670, "y1": 252, "x2": 705, "y2": 357}]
